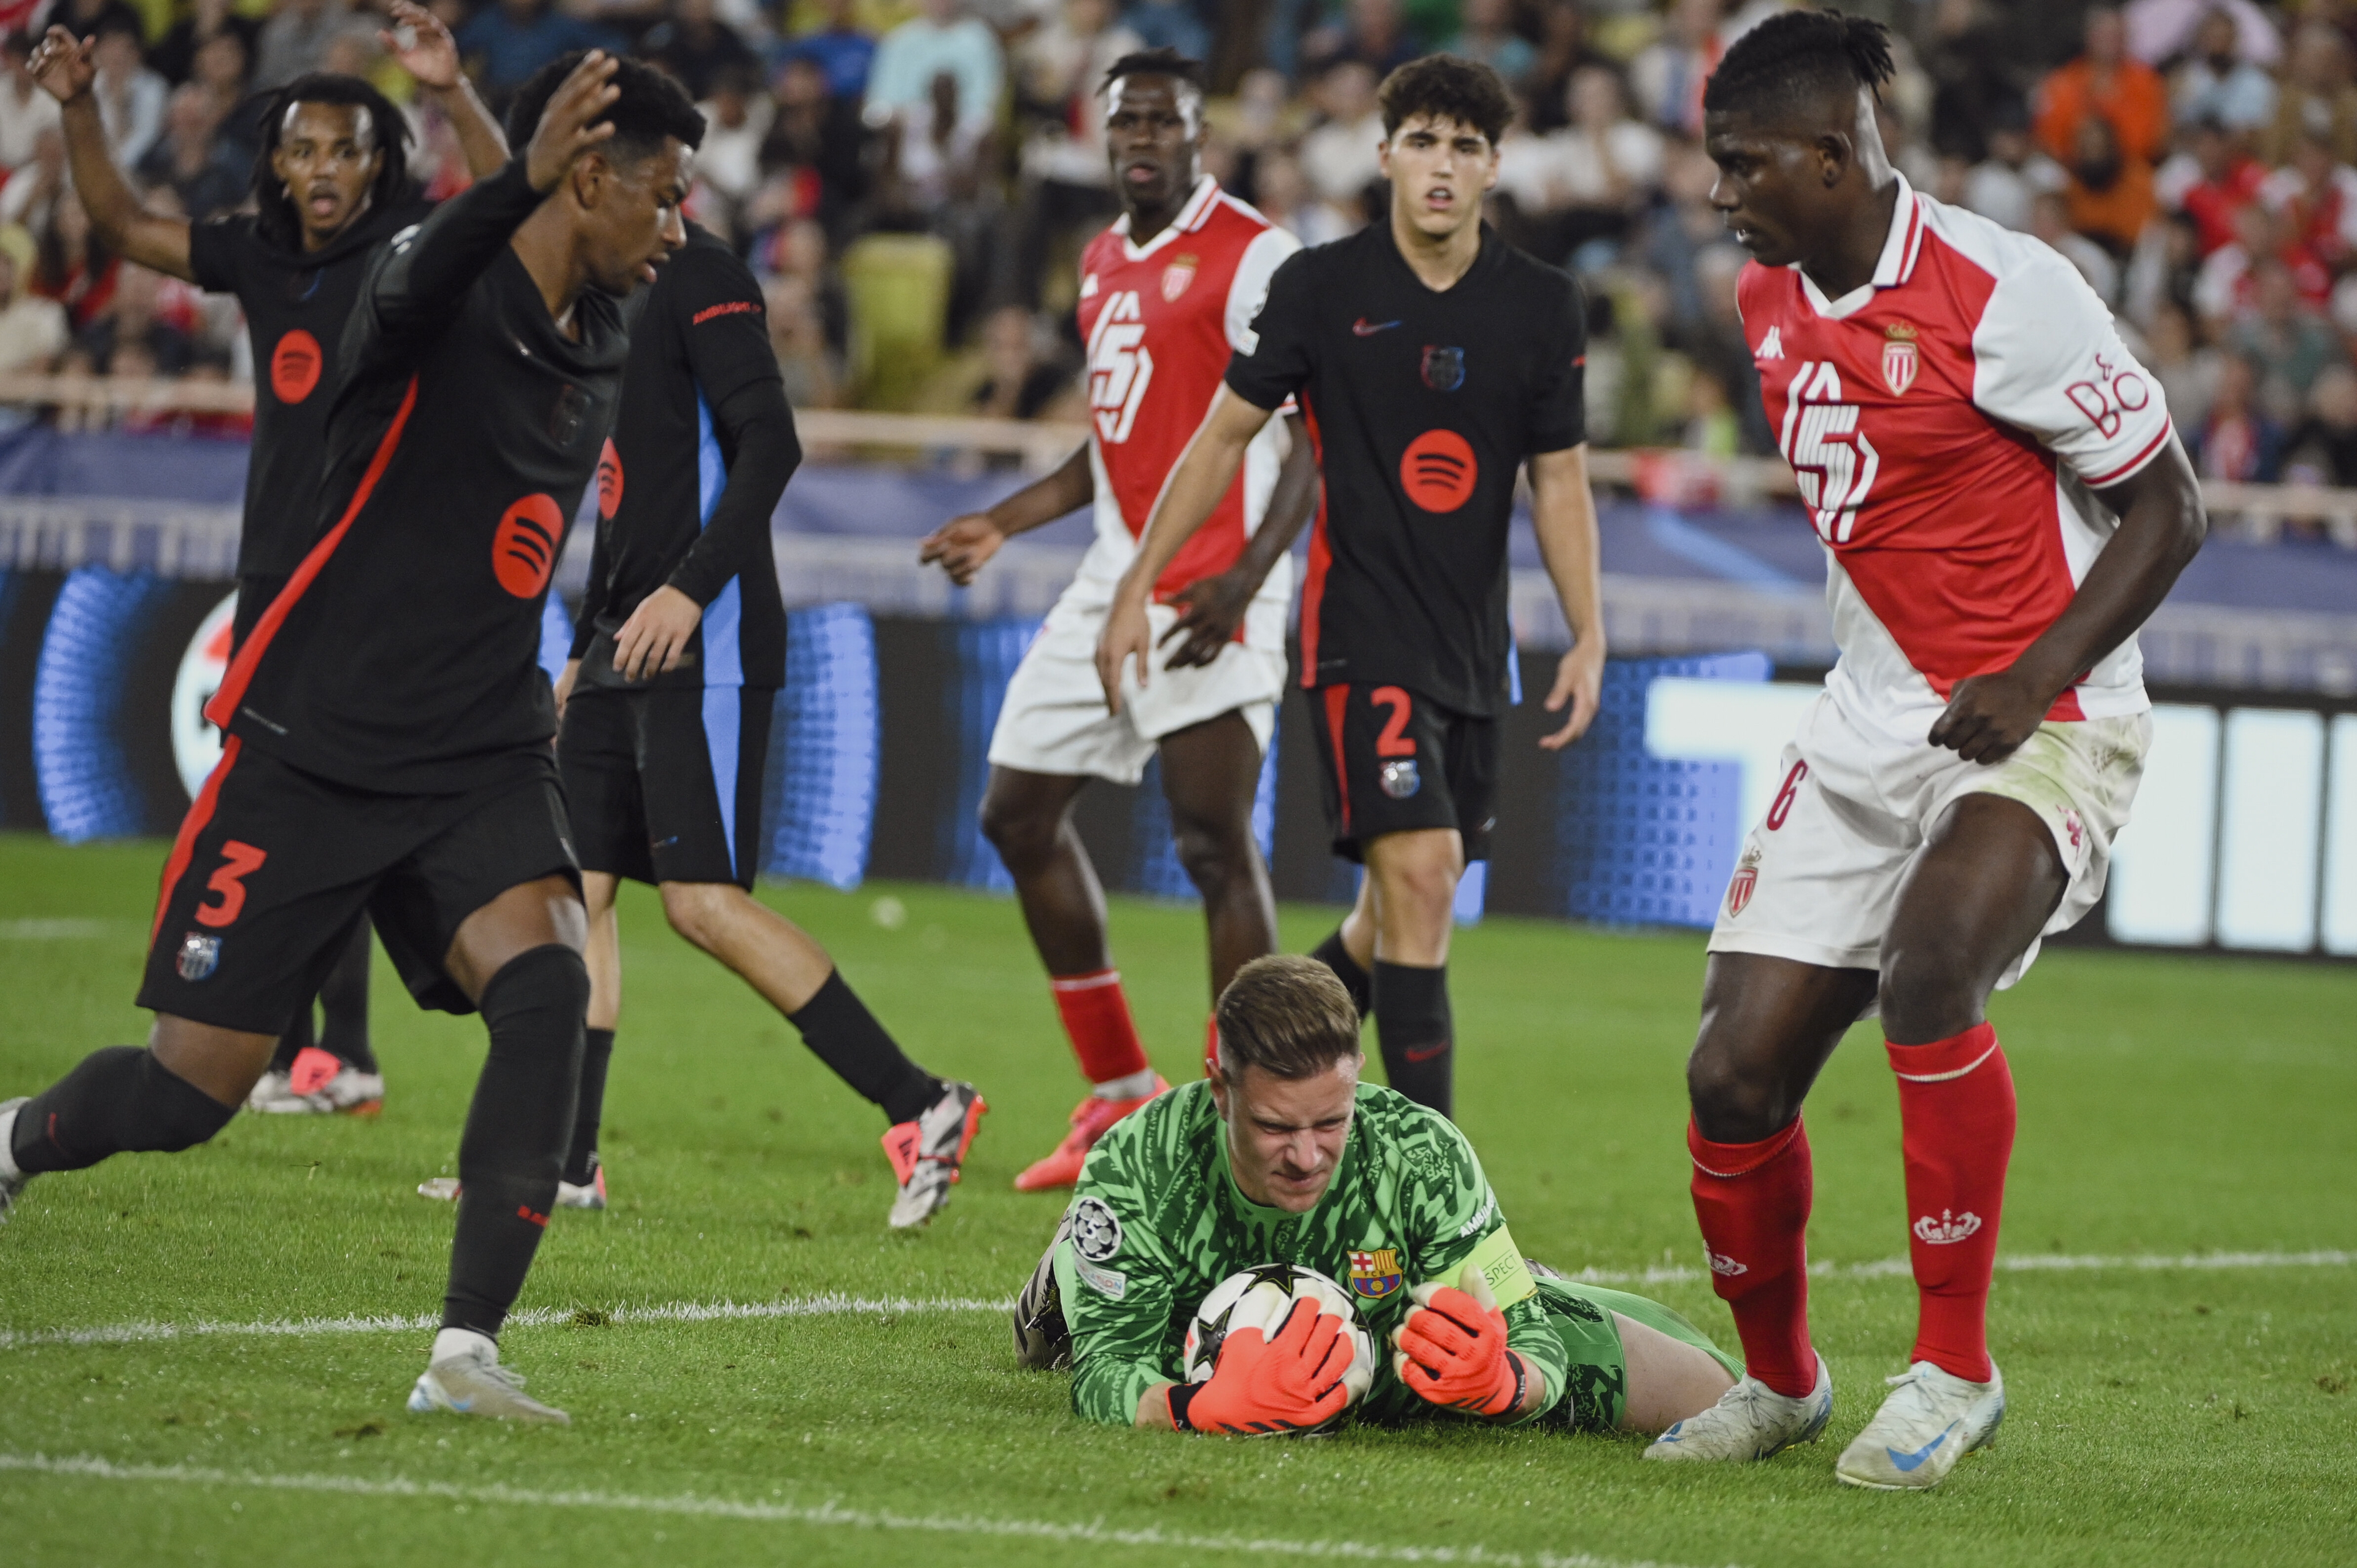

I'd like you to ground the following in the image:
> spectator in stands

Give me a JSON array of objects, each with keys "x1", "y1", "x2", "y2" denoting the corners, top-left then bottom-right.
[
  {"x1": 776, "y1": 0, "x2": 876, "y2": 102},
  {"x1": 873, "y1": 65, "x2": 1000, "y2": 339},
  {"x1": 1005, "y1": 0, "x2": 1137, "y2": 308},
  {"x1": 2163, "y1": 117, "x2": 2266, "y2": 257},
  {"x1": 252, "y1": 0, "x2": 374, "y2": 92},
  {"x1": 1686, "y1": 240, "x2": 1770, "y2": 455},
  {"x1": 2035, "y1": 7, "x2": 2168, "y2": 233},
  {"x1": 1921, "y1": 0, "x2": 2014, "y2": 164},
  {"x1": 1247, "y1": 144, "x2": 1352, "y2": 245},
  {"x1": 149, "y1": 0, "x2": 261, "y2": 88},
  {"x1": 48, "y1": 0, "x2": 143, "y2": 47},
  {"x1": 1444, "y1": 0, "x2": 1533, "y2": 88},
  {"x1": 1630, "y1": 0, "x2": 1722, "y2": 140},
  {"x1": 1120, "y1": 0, "x2": 1208, "y2": 68},
  {"x1": 694, "y1": 60, "x2": 770, "y2": 233},
  {"x1": 90, "y1": 15, "x2": 164, "y2": 169},
  {"x1": 2231, "y1": 255, "x2": 2343, "y2": 423},
  {"x1": 33, "y1": 188, "x2": 116, "y2": 331},
  {"x1": 454, "y1": 0, "x2": 620, "y2": 106},
  {"x1": 1302, "y1": 0, "x2": 1418, "y2": 80},
  {"x1": 867, "y1": 0, "x2": 1003, "y2": 144},
  {"x1": 1960, "y1": 98, "x2": 2063, "y2": 233},
  {"x1": 134, "y1": 82, "x2": 244, "y2": 219},
  {"x1": 757, "y1": 214, "x2": 847, "y2": 352},
  {"x1": 2171, "y1": 6, "x2": 2274, "y2": 133},
  {"x1": 2124, "y1": 0, "x2": 2279, "y2": 74},
  {"x1": 2143, "y1": 297, "x2": 2220, "y2": 433},
  {"x1": 1296, "y1": 59, "x2": 1381, "y2": 209},
  {"x1": 0, "y1": 223, "x2": 68, "y2": 382},
  {"x1": 1523, "y1": 0, "x2": 1597, "y2": 134},
  {"x1": 77, "y1": 257, "x2": 195, "y2": 375},
  {"x1": 2030, "y1": 187, "x2": 2121, "y2": 302},
  {"x1": 0, "y1": 124, "x2": 64, "y2": 228},
  {"x1": 190, "y1": 29, "x2": 256, "y2": 158},
  {"x1": 2263, "y1": 125, "x2": 2357, "y2": 274},
  {"x1": 766, "y1": 271, "x2": 841, "y2": 407},
  {"x1": 641, "y1": 0, "x2": 757, "y2": 102},
  {"x1": 969, "y1": 301, "x2": 1075, "y2": 425},
  {"x1": 2262, "y1": 21, "x2": 2357, "y2": 168},
  {"x1": 757, "y1": 52, "x2": 869, "y2": 236},
  {"x1": 2280, "y1": 360, "x2": 2357, "y2": 490},
  {"x1": 1503, "y1": 64, "x2": 1663, "y2": 269},
  {"x1": 2196, "y1": 350, "x2": 2278, "y2": 481},
  {"x1": 0, "y1": 31, "x2": 62, "y2": 171}
]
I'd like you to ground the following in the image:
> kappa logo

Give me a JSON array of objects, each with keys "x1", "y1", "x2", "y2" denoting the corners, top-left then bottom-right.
[
  {"x1": 1347, "y1": 1248, "x2": 1404, "y2": 1301},
  {"x1": 177, "y1": 932, "x2": 220, "y2": 983},
  {"x1": 1913, "y1": 1209, "x2": 1983, "y2": 1246},
  {"x1": 1755, "y1": 325, "x2": 1784, "y2": 361},
  {"x1": 1071, "y1": 1196, "x2": 1123, "y2": 1262},
  {"x1": 1706, "y1": 1250, "x2": 1748, "y2": 1277},
  {"x1": 1883, "y1": 321, "x2": 1920, "y2": 396}
]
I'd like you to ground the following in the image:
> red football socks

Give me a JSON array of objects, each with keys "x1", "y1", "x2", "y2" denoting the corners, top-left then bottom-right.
[
  {"x1": 1887, "y1": 1022, "x2": 2015, "y2": 1384},
  {"x1": 1049, "y1": 969, "x2": 1150, "y2": 1086},
  {"x1": 1687, "y1": 1117, "x2": 1818, "y2": 1399}
]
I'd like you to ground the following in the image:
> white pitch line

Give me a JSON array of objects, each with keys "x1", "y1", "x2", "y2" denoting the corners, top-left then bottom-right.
[
  {"x1": 0, "y1": 1453, "x2": 1730, "y2": 1568},
  {"x1": 2, "y1": 1250, "x2": 2347, "y2": 1353}
]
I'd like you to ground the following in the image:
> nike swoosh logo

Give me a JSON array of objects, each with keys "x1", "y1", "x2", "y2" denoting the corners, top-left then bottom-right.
[
  {"x1": 1886, "y1": 1426, "x2": 1953, "y2": 1472},
  {"x1": 1352, "y1": 318, "x2": 1401, "y2": 336},
  {"x1": 1403, "y1": 1042, "x2": 1450, "y2": 1062}
]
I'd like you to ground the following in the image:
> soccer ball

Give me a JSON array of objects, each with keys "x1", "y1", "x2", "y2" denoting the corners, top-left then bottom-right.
[{"x1": 1180, "y1": 1263, "x2": 1377, "y2": 1424}]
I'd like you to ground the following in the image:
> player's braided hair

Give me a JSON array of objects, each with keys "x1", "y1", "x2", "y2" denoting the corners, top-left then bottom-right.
[
  {"x1": 1215, "y1": 956, "x2": 1362, "y2": 1082},
  {"x1": 505, "y1": 50, "x2": 707, "y2": 164},
  {"x1": 1376, "y1": 54, "x2": 1514, "y2": 147},
  {"x1": 1701, "y1": 8, "x2": 1895, "y2": 120},
  {"x1": 1100, "y1": 45, "x2": 1204, "y2": 96},
  {"x1": 249, "y1": 74, "x2": 416, "y2": 253}
]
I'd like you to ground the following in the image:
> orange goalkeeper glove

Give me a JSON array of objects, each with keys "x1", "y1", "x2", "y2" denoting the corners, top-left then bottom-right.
[
  {"x1": 1169, "y1": 1298, "x2": 1353, "y2": 1434},
  {"x1": 1391, "y1": 1263, "x2": 1527, "y2": 1419}
]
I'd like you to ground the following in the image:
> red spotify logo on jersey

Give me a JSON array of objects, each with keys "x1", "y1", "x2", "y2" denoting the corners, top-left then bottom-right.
[
  {"x1": 492, "y1": 493, "x2": 565, "y2": 598},
  {"x1": 597, "y1": 438, "x2": 623, "y2": 520},
  {"x1": 270, "y1": 330, "x2": 322, "y2": 403},
  {"x1": 1400, "y1": 428, "x2": 1476, "y2": 512}
]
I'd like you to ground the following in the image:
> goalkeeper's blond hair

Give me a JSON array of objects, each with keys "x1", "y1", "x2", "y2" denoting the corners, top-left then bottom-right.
[{"x1": 1214, "y1": 955, "x2": 1361, "y2": 1081}]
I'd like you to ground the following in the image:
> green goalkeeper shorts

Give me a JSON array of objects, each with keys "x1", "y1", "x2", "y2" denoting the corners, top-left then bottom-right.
[{"x1": 1530, "y1": 1275, "x2": 1743, "y2": 1434}]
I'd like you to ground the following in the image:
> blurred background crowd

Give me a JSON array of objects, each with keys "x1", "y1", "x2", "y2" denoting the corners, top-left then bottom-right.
[{"x1": 1, "y1": 0, "x2": 2355, "y2": 543}]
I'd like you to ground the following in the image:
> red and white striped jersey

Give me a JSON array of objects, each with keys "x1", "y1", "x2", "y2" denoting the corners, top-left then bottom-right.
[
  {"x1": 1738, "y1": 174, "x2": 2174, "y2": 741},
  {"x1": 1072, "y1": 177, "x2": 1300, "y2": 611}
]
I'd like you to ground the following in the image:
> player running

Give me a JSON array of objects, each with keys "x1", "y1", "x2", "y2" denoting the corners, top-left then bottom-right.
[
  {"x1": 1647, "y1": 12, "x2": 2205, "y2": 1489},
  {"x1": 30, "y1": 4, "x2": 509, "y2": 1118},
  {"x1": 1098, "y1": 55, "x2": 1606, "y2": 1119},
  {"x1": 0, "y1": 52, "x2": 702, "y2": 1426},
  {"x1": 918, "y1": 48, "x2": 1318, "y2": 1191},
  {"x1": 511, "y1": 199, "x2": 981, "y2": 1229},
  {"x1": 1013, "y1": 954, "x2": 1740, "y2": 1435}
]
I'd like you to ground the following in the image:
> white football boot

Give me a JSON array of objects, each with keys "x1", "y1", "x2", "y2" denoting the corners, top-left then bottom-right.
[
  {"x1": 1835, "y1": 1360, "x2": 2005, "y2": 1490},
  {"x1": 1644, "y1": 1354, "x2": 1833, "y2": 1463},
  {"x1": 408, "y1": 1331, "x2": 569, "y2": 1424},
  {"x1": 883, "y1": 1080, "x2": 987, "y2": 1229},
  {"x1": 416, "y1": 1165, "x2": 605, "y2": 1210},
  {"x1": 0, "y1": 1098, "x2": 32, "y2": 1226}
]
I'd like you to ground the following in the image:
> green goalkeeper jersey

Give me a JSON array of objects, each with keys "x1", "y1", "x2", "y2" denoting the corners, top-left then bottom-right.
[{"x1": 1053, "y1": 1078, "x2": 1568, "y2": 1427}]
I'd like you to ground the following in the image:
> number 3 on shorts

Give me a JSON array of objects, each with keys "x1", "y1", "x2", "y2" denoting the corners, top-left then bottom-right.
[{"x1": 196, "y1": 840, "x2": 268, "y2": 929}]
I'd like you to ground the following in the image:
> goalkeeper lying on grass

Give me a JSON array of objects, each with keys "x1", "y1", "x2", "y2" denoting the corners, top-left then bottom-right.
[{"x1": 1013, "y1": 954, "x2": 1741, "y2": 1435}]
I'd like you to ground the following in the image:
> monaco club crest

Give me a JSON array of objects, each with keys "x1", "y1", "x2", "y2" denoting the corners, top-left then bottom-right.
[
  {"x1": 1883, "y1": 321, "x2": 1919, "y2": 396},
  {"x1": 1161, "y1": 255, "x2": 1197, "y2": 303},
  {"x1": 1725, "y1": 845, "x2": 1761, "y2": 916}
]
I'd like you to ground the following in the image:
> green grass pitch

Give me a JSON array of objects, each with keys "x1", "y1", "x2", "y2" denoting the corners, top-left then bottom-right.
[{"x1": 0, "y1": 832, "x2": 2350, "y2": 1567}]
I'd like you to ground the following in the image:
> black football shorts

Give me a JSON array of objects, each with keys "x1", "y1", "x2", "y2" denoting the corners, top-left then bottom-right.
[
  {"x1": 137, "y1": 744, "x2": 579, "y2": 1032},
  {"x1": 558, "y1": 684, "x2": 773, "y2": 889},
  {"x1": 1308, "y1": 682, "x2": 1498, "y2": 863}
]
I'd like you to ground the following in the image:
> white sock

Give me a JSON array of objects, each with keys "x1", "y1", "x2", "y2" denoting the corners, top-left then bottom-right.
[
  {"x1": 431, "y1": 1327, "x2": 496, "y2": 1365},
  {"x1": 1092, "y1": 1068, "x2": 1158, "y2": 1100},
  {"x1": 0, "y1": 1105, "x2": 20, "y2": 1180}
]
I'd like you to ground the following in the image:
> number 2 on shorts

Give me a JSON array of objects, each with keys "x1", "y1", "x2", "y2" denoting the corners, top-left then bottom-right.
[
  {"x1": 195, "y1": 840, "x2": 268, "y2": 929},
  {"x1": 1370, "y1": 686, "x2": 1416, "y2": 757}
]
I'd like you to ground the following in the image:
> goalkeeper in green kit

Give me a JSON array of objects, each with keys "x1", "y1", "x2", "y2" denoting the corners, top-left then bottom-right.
[{"x1": 1015, "y1": 956, "x2": 1740, "y2": 1435}]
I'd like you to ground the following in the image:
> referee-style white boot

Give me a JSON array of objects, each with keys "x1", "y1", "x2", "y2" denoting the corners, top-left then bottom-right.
[
  {"x1": 408, "y1": 1330, "x2": 569, "y2": 1425},
  {"x1": 0, "y1": 1098, "x2": 32, "y2": 1226},
  {"x1": 1643, "y1": 1355, "x2": 1833, "y2": 1463},
  {"x1": 1835, "y1": 1359, "x2": 2005, "y2": 1490}
]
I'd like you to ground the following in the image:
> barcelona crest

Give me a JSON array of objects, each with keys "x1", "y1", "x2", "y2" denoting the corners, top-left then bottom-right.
[{"x1": 1347, "y1": 1248, "x2": 1404, "y2": 1301}]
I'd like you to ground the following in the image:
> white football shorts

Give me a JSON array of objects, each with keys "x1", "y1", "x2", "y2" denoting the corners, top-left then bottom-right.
[
  {"x1": 987, "y1": 583, "x2": 1285, "y2": 786},
  {"x1": 1708, "y1": 690, "x2": 2150, "y2": 997}
]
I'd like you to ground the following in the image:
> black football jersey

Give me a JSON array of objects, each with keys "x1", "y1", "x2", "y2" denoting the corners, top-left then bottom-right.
[
  {"x1": 1224, "y1": 223, "x2": 1586, "y2": 716},
  {"x1": 211, "y1": 161, "x2": 629, "y2": 795},
  {"x1": 189, "y1": 195, "x2": 434, "y2": 580}
]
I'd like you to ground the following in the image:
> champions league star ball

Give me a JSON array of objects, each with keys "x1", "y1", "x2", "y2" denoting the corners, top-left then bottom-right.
[{"x1": 1181, "y1": 1264, "x2": 1377, "y2": 1426}]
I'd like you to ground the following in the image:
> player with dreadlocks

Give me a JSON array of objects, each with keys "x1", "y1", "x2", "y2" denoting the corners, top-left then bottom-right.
[
  {"x1": 30, "y1": 3, "x2": 511, "y2": 1122},
  {"x1": 1645, "y1": 9, "x2": 2204, "y2": 1488}
]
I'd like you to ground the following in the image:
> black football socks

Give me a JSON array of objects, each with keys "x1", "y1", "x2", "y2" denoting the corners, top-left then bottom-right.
[
  {"x1": 1372, "y1": 960, "x2": 1453, "y2": 1118},
  {"x1": 1310, "y1": 927, "x2": 1374, "y2": 1022},
  {"x1": 789, "y1": 969, "x2": 940, "y2": 1126},
  {"x1": 317, "y1": 916, "x2": 377, "y2": 1075},
  {"x1": 443, "y1": 944, "x2": 587, "y2": 1338},
  {"x1": 9, "y1": 1046, "x2": 238, "y2": 1173},
  {"x1": 562, "y1": 1026, "x2": 615, "y2": 1188}
]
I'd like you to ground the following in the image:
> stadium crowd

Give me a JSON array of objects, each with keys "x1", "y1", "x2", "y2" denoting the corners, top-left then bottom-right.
[{"x1": 0, "y1": 0, "x2": 2351, "y2": 540}]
